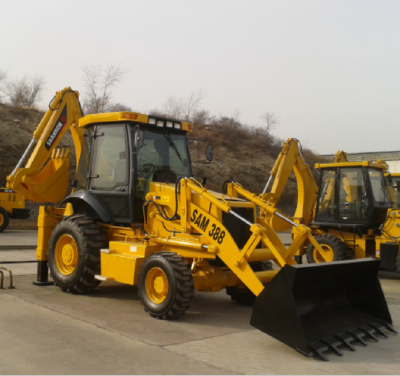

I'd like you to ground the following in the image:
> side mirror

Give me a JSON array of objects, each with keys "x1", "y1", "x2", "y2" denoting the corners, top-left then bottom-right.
[
  {"x1": 206, "y1": 144, "x2": 213, "y2": 162},
  {"x1": 134, "y1": 130, "x2": 144, "y2": 150}
]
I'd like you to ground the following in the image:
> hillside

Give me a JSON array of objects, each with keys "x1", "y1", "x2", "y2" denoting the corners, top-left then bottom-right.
[{"x1": 0, "y1": 103, "x2": 328, "y2": 224}]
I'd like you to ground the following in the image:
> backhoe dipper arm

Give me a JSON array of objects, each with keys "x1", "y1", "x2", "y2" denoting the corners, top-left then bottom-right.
[
  {"x1": 260, "y1": 138, "x2": 319, "y2": 230},
  {"x1": 6, "y1": 88, "x2": 85, "y2": 203},
  {"x1": 333, "y1": 150, "x2": 349, "y2": 163}
]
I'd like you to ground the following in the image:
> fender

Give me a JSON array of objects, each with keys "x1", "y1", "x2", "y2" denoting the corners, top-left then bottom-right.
[{"x1": 60, "y1": 190, "x2": 113, "y2": 223}]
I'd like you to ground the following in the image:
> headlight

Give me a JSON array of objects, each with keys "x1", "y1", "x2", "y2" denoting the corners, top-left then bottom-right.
[
  {"x1": 157, "y1": 120, "x2": 164, "y2": 127},
  {"x1": 166, "y1": 121, "x2": 173, "y2": 128},
  {"x1": 174, "y1": 123, "x2": 181, "y2": 129},
  {"x1": 148, "y1": 118, "x2": 156, "y2": 125}
]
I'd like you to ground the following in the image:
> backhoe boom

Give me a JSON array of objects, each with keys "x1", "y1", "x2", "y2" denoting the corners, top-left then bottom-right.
[{"x1": 7, "y1": 88, "x2": 84, "y2": 202}]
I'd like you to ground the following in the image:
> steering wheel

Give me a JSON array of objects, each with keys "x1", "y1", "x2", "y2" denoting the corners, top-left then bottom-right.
[{"x1": 138, "y1": 163, "x2": 156, "y2": 173}]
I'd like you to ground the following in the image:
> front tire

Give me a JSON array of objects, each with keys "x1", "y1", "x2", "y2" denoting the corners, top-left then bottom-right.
[
  {"x1": 138, "y1": 252, "x2": 194, "y2": 319},
  {"x1": 306, "y1": 234, "x2": 347, "y2": 263},
  {"x1": 47, "y1": 215, "x2": 106, "y2": 293},
  {"x1": 0, "y1": 207, "x2": 10, "y2": 233}
]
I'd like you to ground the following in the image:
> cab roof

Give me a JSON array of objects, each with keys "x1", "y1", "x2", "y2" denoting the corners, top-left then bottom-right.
[
  {"x1": 315, "y1": 161, "x2": 387, "y2": 170},
  {"x1": 78, "y1": 112, "x2": 193, "y2": 132}
]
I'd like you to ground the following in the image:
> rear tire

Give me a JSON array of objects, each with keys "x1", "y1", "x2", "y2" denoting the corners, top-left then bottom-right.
[
  {"x1": 226, "y1": 261, "x2": 273, "y2": 306},
  {"x1": 396, "y1": 251, "x2": 400, "y2": 275},
  {"x1": 138, "y1": 252, "x2": 194, "y2": 319},
  {"x1": 0, "y1": 207, "x2": 9, "y2": 233},
  {"x1": 47, "y1": 215, "x2": 106, "y2": 293},
  {"x1": 306, "y1": 234, "x2": 347, "y2": 264}
]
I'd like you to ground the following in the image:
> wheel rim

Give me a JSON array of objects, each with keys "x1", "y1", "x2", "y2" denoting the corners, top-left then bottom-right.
[
  {"x1": 0, "y1": 213, "x2": 4, "y2": 227},
  {"x1": 55, "y1": 234, "x2": 79, "y2": 275},
  {"x1": 313, "y1": 244, "x2": 334, "y2": 263},
  {"x1": 145, "y1": 267, "x2": 169, "y2": 303}
]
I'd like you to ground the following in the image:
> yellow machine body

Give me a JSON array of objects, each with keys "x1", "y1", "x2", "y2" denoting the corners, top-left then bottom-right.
[
  {"x1": 0, "y1": 188, "x2": 26, "y2": 214},
  {"x1": 7, "y1": 88, "x2": 396, "y2": 361}
]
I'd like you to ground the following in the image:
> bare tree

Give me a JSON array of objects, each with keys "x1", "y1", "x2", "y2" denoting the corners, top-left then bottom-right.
[
  {"x1": 184, "y1": 89, "x2": 205, "y2": 121},
  {"x1": 260, "y1": 112, "x2": 279, "y2": 131},
  {"x1": 192, "y1": 109, "x2": 214, "y2": 126},
  {"x1": 82, "y1": 63, "x2": 128, "y2": 114},
  {"x1": 107, "y1": 102, "x2": 132, "y2": 112},
  {"x1": 0, "y1": 69, "x2": 7, "y2": 100},
  {"x1": 232, "y1": 108, "x2": 241, "y2": 123},
  {"x1": 5, "y1": 75, "x2": 45, "y2": 107},
  {"x1": 164, "y1": 96, "x2": 185, "y2": 119},
  {"x1": 163, "y1": 89, "x2": 205, "y2": 122}
]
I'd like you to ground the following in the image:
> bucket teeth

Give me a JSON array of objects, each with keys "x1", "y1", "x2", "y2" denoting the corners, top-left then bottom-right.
[
  {"x1": 360, "y1": 326, "x2": 378, "y2": 342},
  {"x1": 347, "y1": 329, "x2": 368, "y2": 346},
  {"x1": 335, "y1": 333, "x2": 356, "y2": 351},
  {"x1": 386, "y1": 324, "x2": 398, "y2": 334},
  {"x1": 370, "y1": 323, "x2": 388, "y2": 338},
  {"x1": 308, "y1": 343, "x2": 330, "y2": 362},
  {"x1": 322, "y1": 338, "x2": 343, "y2": 356},
  {"x1": 306, "y1": 323, "x2": 396, "y2": 361}
]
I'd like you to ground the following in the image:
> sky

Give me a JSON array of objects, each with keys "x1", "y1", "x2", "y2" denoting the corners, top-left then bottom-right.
[{"x1": 1, "y1": 0, "x2": 400, "y2": 154}]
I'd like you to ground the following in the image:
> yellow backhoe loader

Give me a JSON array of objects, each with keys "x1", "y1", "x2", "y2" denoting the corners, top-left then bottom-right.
[
  {"x1": 0, "y1": 187, "x2": 30, "y2": 233},
  {"x1": 259, "y1": 139, "x2": 400, "y2": 275},
  {"x1": 6, "y1": 88, "x2": 396, "y2": 361}
]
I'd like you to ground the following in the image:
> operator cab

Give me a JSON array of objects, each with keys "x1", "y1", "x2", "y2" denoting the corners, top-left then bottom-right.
[
  {"x1": 72, "y1": 112, "x2": 210, "y2": 226},
  {"x1": 314, "y1": 163, "x2": 391, "y2": 230}
]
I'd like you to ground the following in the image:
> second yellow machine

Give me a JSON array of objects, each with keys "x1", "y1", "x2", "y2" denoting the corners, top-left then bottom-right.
[
  {"x1": 0, "y1": 187, "x2": 29, "y2": 233},
  {"x1": 259, "y1": 139, "x2": 400, "y2": 274},
  {"x1": 7, "y1": 88, "x2": 396, "y2": 361}
]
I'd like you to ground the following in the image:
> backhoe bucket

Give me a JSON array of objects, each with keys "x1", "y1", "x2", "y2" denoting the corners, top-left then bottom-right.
[
  {"x1": 251, "y1": 258, "x2": 396, "y2": 361},
  {"x1": 30, "y1": 149, "x2": 70, "y2": 203}
]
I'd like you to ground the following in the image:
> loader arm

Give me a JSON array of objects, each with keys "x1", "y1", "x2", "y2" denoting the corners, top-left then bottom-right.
[
  {"x1": 145, "y1": 178, "x2": 332, "y2": 296},
  {"x1": 260, "y1": 138, "x2": 319, "y2": 231},
  {"x1": 6, "y1": 88, "x2": 85, "y2": 203}
]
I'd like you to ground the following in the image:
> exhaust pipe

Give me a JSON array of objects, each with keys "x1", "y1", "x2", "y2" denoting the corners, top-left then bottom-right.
[{"x1": 251, "y1": 258, "x2": 396, "y2": 361}]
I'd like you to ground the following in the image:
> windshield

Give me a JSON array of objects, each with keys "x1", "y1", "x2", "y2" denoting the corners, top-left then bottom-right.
[
  {"x1": 137, "y1": 129, "x2": 191, "y2": 178},
  {"x1": 134, "y1": 128, "x2": 191, "y2": 221},
  {"x1": 368, "y1": 169, "x2": 390, "y2": 203}
]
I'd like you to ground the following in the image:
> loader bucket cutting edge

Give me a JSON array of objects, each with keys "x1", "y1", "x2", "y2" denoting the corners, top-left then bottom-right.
[{"x1": 250, "y1": 258, "x2": 396, "y2": 361}]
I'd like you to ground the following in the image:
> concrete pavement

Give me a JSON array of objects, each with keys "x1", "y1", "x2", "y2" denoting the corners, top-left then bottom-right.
[
  {"x1": 1, "y1": 274, "x2": 399, "y2": 374},
  {"x1": 0, "y1": 229, "x2": 399, "y2": 374},
  {"x1": 0, "y1": 229, "x2": 37, "y2": 249}
]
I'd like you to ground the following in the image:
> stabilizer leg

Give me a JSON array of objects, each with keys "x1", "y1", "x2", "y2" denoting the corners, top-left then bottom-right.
[{"x1": 33, "y1": 261, "x2": 54, "y2": 286}]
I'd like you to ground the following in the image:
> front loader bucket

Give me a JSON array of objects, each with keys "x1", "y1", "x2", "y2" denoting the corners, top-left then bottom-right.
[{"x1": 251, "y1": 258, "x2": 396, "y2": 361}]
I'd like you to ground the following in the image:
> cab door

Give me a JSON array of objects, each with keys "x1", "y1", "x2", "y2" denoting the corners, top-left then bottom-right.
[{"x1": 88, "y1": 123, "x2": 131, "y2": 224}]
